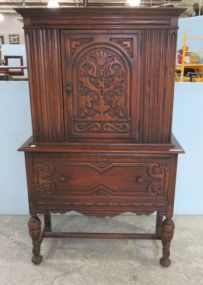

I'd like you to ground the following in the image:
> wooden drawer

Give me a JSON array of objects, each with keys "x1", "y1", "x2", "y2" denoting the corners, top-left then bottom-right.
[
  {"x1": 35, "y1": 162, "x2": 169, "y2": 197},
  {"x1": 32, "y1": 155, "x2": 170, "y2": 201}
]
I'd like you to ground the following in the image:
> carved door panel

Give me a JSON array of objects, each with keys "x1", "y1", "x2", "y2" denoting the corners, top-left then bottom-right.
[{"x1": 61, "y1": 31, "x2": 140, "y2": 140}]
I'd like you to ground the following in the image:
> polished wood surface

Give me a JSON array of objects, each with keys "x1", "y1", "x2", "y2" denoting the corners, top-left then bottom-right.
[
  {"x1": 24, "y1": 150, "x2": 178, "y2": 217},
  {"x1": 17, "y1": 7, "x2": 185, "y2": 143},
  {"x1": 17, "y1": 7, "x2": 184, "y2": 267},
  {"x1": 61, "y1": 31, "x2": 140, "y2": 140}
]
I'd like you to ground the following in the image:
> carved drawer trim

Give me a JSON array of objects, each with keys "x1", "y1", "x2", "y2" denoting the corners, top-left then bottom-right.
[{"x1": 34, "y1": 159, "x2": 169, "y2": 198}]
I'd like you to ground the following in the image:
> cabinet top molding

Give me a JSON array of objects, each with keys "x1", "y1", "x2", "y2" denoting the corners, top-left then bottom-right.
[{"x1": 16, "y1": 7, "x2": 185, "y2": 29}]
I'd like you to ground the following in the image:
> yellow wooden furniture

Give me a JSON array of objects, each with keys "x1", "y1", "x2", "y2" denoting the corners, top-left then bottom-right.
[{"x1": 176, "y1": 33, "x2": 203, "y2": 82}]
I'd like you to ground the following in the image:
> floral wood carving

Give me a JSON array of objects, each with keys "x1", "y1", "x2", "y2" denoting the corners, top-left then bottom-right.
[
  {"x1": 73, "y1": 45, "x2": 131, "y2": 134},
  {"x1": 110, "y1": 38, "x2": 134, "y2": 57},
  {"x1": 70, "y1": 38, "x2": 93, "y2": 55}
]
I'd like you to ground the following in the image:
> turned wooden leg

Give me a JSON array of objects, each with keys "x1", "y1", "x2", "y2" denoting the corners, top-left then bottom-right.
[
  {"x1": 28, "y1": 216, "x2": 43, "y2": 265},
  {"x1": 160, "y1": 218, "x2": 175, "y2": 267},
  {"x1": 44, "y1": 212, "x2": 52, "y2": 232},
  {"x1": 156, "y1": 211, "x2": 163, "y2": 236}
]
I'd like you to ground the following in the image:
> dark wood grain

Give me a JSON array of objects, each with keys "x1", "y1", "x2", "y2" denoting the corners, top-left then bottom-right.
[
  {"x1": 16, "y1": 7, "x2": 185, "y2": 143},
  {"x1": 160, "y1": 218, "x2": 175, "y2": 267},
  {"x1": 28, "y1": 216, "x2": 43, "y2": 265},
  {"x1": 25, "y1": 29, "x2": 64, "y2": 142},
  {"x1": 18, "y1": 134, "x2": 184, "y2": 154},
  {"x1": 44, "y1": 213, "x2": 52, "y2": 232},
  {"x1": 17, "y1": 7, "x2": 185, "y2": 266},
  {"x1": 140, "y1": 29, "x2": 177, "y2": 143},
  {"x1": 43, "y1": 232, "x2": 162, "y2": 240},
  {"x1": 61, "y1": 31, "x2": 140, "y2": 140},
  {"x1": 16, "y1": 8, "x2": 185, "y2": 30}
]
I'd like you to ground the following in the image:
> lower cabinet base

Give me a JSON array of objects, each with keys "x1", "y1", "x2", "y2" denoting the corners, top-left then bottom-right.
[
  {"x1": 28, "y1": 212, "x2": 174, "y2": 267},
  {"x1": 20, "y1": 138, "x2": 183, "y2": 267}
]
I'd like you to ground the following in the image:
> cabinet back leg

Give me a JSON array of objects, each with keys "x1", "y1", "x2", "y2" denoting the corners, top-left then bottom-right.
[
  {"x1": 44, "y1": 212, "x2": 52, "y2": 232},
  {"x1": 156, "y1": 211, "x2": 163, "y2": 236}
]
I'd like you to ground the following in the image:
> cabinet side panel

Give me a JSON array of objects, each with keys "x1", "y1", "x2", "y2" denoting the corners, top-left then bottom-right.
[
  {"x1": 140, "y1": 29, "x2": 177, "y2": 143},
  {"x1": 25, "y1": 29, "x2": 64, "y2": 142},
  {"x1": 163, "y1": 30, "x2": 177, "y2": 141}
]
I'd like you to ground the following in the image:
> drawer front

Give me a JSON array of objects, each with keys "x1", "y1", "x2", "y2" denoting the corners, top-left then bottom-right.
[{"x1": 33, "y1": 156, "x2": 170, "y2": 201}]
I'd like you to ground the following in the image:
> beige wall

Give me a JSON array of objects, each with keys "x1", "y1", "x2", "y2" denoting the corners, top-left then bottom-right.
[
  {"x1": 0, "y1": 13, "x2": 24, "y2": 44},
  {"x1": 180, "y1": 0, "x2": 202, "y2": 6}
]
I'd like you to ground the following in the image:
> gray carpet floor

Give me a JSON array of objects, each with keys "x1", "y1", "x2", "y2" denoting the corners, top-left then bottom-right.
[{"x1": 0, "y1": 215, "x2": 202, "y2": 285}]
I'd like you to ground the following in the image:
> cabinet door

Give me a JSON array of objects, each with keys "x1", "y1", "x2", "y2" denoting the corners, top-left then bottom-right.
[{"x1": 61, "y1": 31, "x2": 140, "y2": 140}]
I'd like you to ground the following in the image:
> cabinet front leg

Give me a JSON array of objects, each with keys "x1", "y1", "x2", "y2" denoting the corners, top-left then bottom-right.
[
  {"x1": 160, "y1": 218, "x2": 175, "y2": 267},
  {"x1": 28, "y1": 216, "x2": 43, "y2": 265}
]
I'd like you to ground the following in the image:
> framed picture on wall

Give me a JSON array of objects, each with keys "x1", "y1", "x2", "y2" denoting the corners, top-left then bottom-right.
[
  {"x1": 0, "y1": 35, "x2": 4, "y2": 45},
  {"x1": 9, "y1": 34, "x2": 20, "y2": 44}
]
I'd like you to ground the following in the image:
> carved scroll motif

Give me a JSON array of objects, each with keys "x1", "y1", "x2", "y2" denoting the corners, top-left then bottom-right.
[
  {"x1": 74, "y1": 122, "x2": 130, "y2": 133},
  {"x1": 34, "y1": 162, "x2": 55, "y2": 195},
  {"x1": 34, "y1": 161, "x2": 168, "y2": 197},
  {"x1": 147, "y1": 163, "x2": 167, "y2": 196}
]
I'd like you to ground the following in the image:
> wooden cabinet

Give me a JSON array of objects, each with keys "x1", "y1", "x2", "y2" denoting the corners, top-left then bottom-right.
[{"x1": 17, "y1": 7, "x2": 185, "y2": 267}]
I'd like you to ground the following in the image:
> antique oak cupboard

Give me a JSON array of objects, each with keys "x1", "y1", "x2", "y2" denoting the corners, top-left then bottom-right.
[{"x1": 17, "y1": 7, "x2": 185, "y2": 267}]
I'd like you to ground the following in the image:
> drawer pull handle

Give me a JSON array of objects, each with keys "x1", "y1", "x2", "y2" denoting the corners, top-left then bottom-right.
[
  {"x1": 136, "y1": 176, "x2": 143, "y2": 184},
  {"x1": 59, "y1": 176, "x2": 67, "y2": 182}
]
